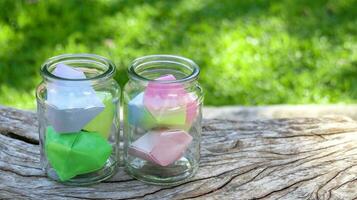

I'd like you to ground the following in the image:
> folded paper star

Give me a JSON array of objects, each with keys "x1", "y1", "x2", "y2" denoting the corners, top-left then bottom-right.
[
  {"x1": 45, "y1": 126, "x2": 112, "y2": 181},
  {"x1": 46, "y1": 64, "x2": 104, "y2": 133},
  {"x1": 128, "y1": 129, "x2": 192, "y2": 166},
  {"x1": 143, "y1": 74, "x2": 199, "y2": 129}
]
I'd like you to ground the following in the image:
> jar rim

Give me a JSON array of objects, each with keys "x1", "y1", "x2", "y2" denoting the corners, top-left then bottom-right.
[
  {"x1": 128, "y1": 55, "x2": 200, "y2": 83},
  {"x1": 41, "y1": 53, "x2": 116, "y2": 82}
]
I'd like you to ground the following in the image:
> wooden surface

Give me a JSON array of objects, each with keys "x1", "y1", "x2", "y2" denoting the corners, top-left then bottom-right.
[
  {"x1": 0, "y1": 105, "x2": 356, "y2": 200},
  {"x1": 204, "y1": 105, "x2": 357, "y2": 121}
]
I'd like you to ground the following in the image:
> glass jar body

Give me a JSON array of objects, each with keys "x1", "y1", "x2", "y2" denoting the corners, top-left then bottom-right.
[
  {"x1": 36, "y1": 54, "x2": 120, "y2": 185},
  {"x1": 123, "y1": 55, "x2": 203, "y2": 185}
]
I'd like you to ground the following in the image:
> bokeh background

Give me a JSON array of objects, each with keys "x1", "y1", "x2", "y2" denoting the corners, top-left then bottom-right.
[{"x1": 0, "y1": 0, "x2": 356, "y2": 109}]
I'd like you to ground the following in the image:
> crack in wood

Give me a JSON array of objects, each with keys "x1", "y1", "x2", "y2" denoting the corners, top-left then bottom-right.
[
  {"x1": 46, "y1": 194, "x2": 97, "y2": 200},
  {"x1": 185, "y1": 154, "x2": 320, "y2": 199},
  {"x1": 326, "y1": 164, "x2": 357, "y2": 200},
  {"x1": 275, "y1": 185, "x2": 300, "y2": 200},
  {"x1": 103, "y1": 178, "x2": 135, "y2": 183},
  {"x1": 316, "y1": 164, "x2": 357, "y2": 199},
  {"x1": 0, "y1": 168, "x2": 44, "y2": 178},
  {"x1": 0, "y1": 131, "x2": 39, "y2": 145},
  {"x1": 0, "y1": 189, "x2": 33, "y2": 199},
  {"x1": 181, "y1": 148, "x2": 354, "y2": 200},
  {"x1": 257, "y1": 140, "x2": 353, "y2": 156},
  {"x1": 185, "y1": 167, "x2": 268, "y2": 199},
  {"x1": 254, "y1": 174, "x2": 323, "y2": 199}
]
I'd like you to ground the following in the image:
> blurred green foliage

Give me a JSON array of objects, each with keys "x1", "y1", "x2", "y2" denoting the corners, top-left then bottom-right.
[{"x1": 0, "y1": 0, "x2": 356, "y2": 109}]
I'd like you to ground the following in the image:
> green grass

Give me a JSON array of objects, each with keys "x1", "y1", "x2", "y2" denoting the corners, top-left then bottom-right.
[{"x1": 0, "y1": 0, "x2": 356, "y2": 109}]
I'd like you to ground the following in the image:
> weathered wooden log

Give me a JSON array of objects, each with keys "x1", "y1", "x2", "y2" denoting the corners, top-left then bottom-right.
[
  {"x1": 204, "y1": 105, "x2": 357, "y2": 121},
  {"x1": 0, "y1": 105, "x2": 356, "y2": 200}
]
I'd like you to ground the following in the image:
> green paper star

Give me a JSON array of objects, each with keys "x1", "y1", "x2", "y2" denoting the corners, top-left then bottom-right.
[{"x1": 45, "y1": 126, "x2": 112, "y2": 181}]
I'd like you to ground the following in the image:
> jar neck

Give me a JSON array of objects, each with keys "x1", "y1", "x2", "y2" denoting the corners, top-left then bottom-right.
[
  {"x1": 41, "y1": 54, "x2": 115, "y2": 84},
  {"x1": 128, "y1": 55, "x2": 200, "y2": 85}
]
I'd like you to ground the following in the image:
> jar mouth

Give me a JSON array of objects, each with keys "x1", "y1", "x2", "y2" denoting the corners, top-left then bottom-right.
[
  {"x1": 41, "y1": 53, "x2": 115, "y2": 82},
  {"x1": 128, "y1": 55, "x2": 200, "y2": 83}
]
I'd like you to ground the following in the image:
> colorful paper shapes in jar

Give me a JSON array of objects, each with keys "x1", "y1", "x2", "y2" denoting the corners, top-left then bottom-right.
[
  {"x1": 46, "y1": 64, "x2": 105, "y2": 133},
  {"x1": 36, "y1": 54, "x2": 120, "y2": 185},
  {"x1": 127, "y1": 74, "x2": 199, "y2": 131},
  {"x1": 123, "y1": 55, "x2": 203, "y2": 185}
]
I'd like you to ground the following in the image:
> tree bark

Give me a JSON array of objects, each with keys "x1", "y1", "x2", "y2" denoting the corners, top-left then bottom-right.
[{"x1": 0, "y1": 106, "x2": 356, "y2": 200}]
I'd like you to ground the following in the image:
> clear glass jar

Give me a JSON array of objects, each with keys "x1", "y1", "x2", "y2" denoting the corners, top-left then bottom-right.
[
  {"x1": 36, "y1": 54, "x2": 120, "y2": 185},
  {"x1": 123, "y1": 55, "x2": 203, "y2": 185}
]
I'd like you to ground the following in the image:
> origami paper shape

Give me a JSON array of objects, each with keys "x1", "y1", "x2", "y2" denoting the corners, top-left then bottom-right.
[
  {"x1": 128, "y1": 129, "x2": 192, "y2": 166},
  {"x1": 45, "y1": 126, "x2": 112, "y2": 181},
  {"x1": 127, "y1": 92, "x2": 156, "y2": 130},
  {"x1": 46, "y1": 64, "x2": 104, "y2": 133},
  {"x1": 143, "y1": 74, "x2": 199, "y2": 129},
  {"x1": 84, "y1": 92, "x2": 114, "y2": 139},
  {"x1": 46, "y1": 106, "x2": 104, "y2": 133},
  {"x1": 52, "y1": 63, "x2": 86, "y2": 79}
]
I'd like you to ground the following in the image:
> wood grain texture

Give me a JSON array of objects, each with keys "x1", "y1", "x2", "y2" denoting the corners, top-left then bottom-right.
[{"x1": 0, "y1": 106, "x2": 356, "y2": 200}]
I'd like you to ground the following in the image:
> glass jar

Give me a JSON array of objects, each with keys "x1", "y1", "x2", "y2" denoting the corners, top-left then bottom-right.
[
  {"x1": 36, "y1": 54, "x2": 120, "y2": 185},
  {"x1": 123, "y1": 55, "x2": 203, "y2": 185}
]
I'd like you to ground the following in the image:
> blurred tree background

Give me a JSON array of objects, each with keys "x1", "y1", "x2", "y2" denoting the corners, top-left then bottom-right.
[{"x1": 0, "y1": 0, "x2": 356, "y2": 109}]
